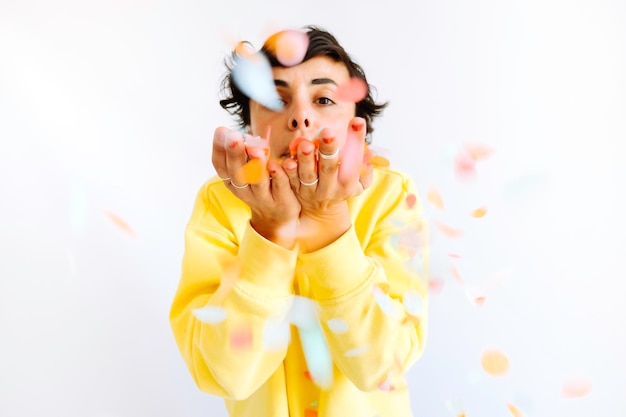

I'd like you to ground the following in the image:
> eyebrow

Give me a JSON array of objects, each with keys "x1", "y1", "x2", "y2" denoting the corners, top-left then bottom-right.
[{"x1": 273, "y1": 78, "x2": 338, "y2": 87}]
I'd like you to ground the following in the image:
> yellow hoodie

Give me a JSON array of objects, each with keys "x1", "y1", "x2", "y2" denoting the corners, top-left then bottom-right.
[{"x1": 169, "y1": 166, "x2": 428, "y2": 417}]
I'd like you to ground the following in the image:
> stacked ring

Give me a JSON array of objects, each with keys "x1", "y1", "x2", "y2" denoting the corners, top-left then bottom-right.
[
  {"x1": 299, "y1": 178, "x2": 319, "y2": 186},
  {"x1": 230, "y1": 181, "x2": 249, "y2": 189},
  {"x1": 319, "y1": 149, "x2": 339, "y2": 160}
]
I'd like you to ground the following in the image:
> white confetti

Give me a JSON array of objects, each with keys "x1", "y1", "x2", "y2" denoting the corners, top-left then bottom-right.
[
  {"x1": 344, "y1": 345, "x2": 370, "y2": 357},
  {"x1": 192, "y1": 306, "x2": 227, "y2": 324},
  {"x1": 402, "y1": 290, "x2": 424, "y2": 316},
  {"x1": 326, "y1": 318, "x2": 349, "y2": 334}
]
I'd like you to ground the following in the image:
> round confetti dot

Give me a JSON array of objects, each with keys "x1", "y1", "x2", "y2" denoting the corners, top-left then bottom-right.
[
  {"x1": 406, "y1": 193, "x2": 417, "y2": 209},
  {"x1": 326, "y1": 318, "x2": 349, "y2": 334},
  {"x1": 560, "y1": 379, "x2": 592, "y2": 398},
  {"x1": 335, "y1": 77, "x2": 368, "y2": 102},
  {"x1": 274, "y1": 29, "x2": 309, "y2": 67},
  {"x1": 454, "y1": 150, "x2": 477, "y2": 181},
  {"x1": 480, "y1": 348, "x2": 509, "y2": 376},
  {"x1": 229, "y1": 325, "x2": 253, "y2": 350},
  {"x1": 471, "y1": 206, "x2": 488, "y2": 218},
  {"x1": 192, "y1": 306, "x2": 227, "y2": 324}
]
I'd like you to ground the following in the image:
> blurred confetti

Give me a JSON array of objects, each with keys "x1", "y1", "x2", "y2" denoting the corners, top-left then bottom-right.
[
  {"x1": 433, "y1": 220, "x2": 464, "y2": 239},
  {"x1": 232, "y1": 50, "x2": 283, "y2": 111},
  {"x1": 326, "y1": 318, "x2": 349, "y2": 334},
  {"x1": 480, "y1": 347, "x2": 510, "y2": 376},
  {"x1": 263, "y1": 315, "x2": 291, "y2": 350},
  {"x1": 506, "y1": 402, "x2": 527, "y2": 417},
  {"x1": 453, "y1": 149, "x2": 477, "y2": 181},
  {"x1": 344, "y1": 345, "x2": 370, "y2": 357},
  {"x1": 335, "y1": 77, "x2": 368, "y2": 103},
  {"x1": 229, "y1": 324, "x2": 253, "y2": 350},
  {"x1": 192, "y1": 306, "x2": 227, "y2": 324},
  {"x1": 267, "y1": 29, "x2": 309, "y2": 67},
  {"x1": 103, "y1": 210, "x2": 135, "y2": 238},
  {"x1": 238, "y1": 158, "x2": 266, "y2": 184},
  {"x1": 426, "y1": 187, "x2": 445, "y2": 210},
  {"x1": 560, "y1": 379, "x2": 592, "y2": 398},
  {"x1": 471, "y1": 206, "x2": 488, "y2": 218},
  {"x1": 402, "y1": 289, "x2": 425, "y2": 316}
]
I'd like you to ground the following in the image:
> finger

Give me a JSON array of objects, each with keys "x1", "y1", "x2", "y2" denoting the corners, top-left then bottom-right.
[
  {"x1": 224, "y1": 130, "x2": 250, "y2": 188},
  {"x1": 338, "y1": 117, "x2": 367, "y2": 184},
  {"x1": 268, "y1": 159, "x2": 293, "y2": 200},
  {"x1": 316, "y1": 128, "x2": 339, "y2": 187},
  {"x1": 212, "y1": 127, "x2": 232, "y2": 181},
  {"x1": 282, "y1": 155, "x2": 300, "y2": 192},
  {"x1": 296, "y1": 139, "x2": 318, "y2": 189}
]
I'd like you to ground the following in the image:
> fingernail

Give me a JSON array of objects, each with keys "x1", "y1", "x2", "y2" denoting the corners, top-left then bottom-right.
[
  {"x1": 225, "y1": 131, "x2": 240, "y2": 148},
  {"x1": 351, "y1": 120, "x2": 365, "y2": 131},
  {"x1": 322, "y1": 137, "x2": 334, "y2": 144}
]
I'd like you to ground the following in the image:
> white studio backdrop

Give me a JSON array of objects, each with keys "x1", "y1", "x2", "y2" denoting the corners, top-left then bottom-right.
[{"x1": 1, "y1": 0, "x2": 625, "y2": 416}]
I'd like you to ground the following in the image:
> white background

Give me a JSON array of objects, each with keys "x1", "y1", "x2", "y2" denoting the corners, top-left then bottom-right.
[{"x1": 1, "y1": 0, "x2": 625, "y2": 416}]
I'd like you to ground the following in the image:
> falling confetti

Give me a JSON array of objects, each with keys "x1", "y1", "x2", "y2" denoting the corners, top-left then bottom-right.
[
  {"x1": 232, "y1": 51, "x2": 283, "y2": 111},
  {"x1": 481, "y1": 348, "x2": 510, "y2": 376},
  {"x1": 268, "y1": 29, "x2": 309, "y2": 67},
  {"x1": 428, "y1": 276, "x2": 445, "y2": 294},
  {"x1": 405, "y1": 193, "x2": 417, "y2": 209},
  {"x1": 192, "y1": 306, "x2": 227, "y2": 324},
  {"x1": 506, "y1": 402, "x2": 527, "y2": 417},
  {"x1": 471, "y1": 206, "x2": 488, "y2": 218},
  {"x1": 335, "y1": 77, "x2": 368, "y2": 102},
  {"x1": 326, "y1": 318, "x2": 349, "y2": 334},
  {"x1": 561, "y1": 379, "x2": 592, "y2": 398},
  {"x1": 104, "y1": 210, "x2": 135, "y2": 238},
  {"x1": 402, "y1": 290, "x2": 424, "y2": 316},
  {"x1": 263, "y1": 316, "x2": 291, "y2": 350},
  {"x1": 229, "y1": 324, "x2": 253, "y2": 349},
  {"x1": 464, "y1": 142, "x2": 494, "y2": 161},
  {"x1": 454, "y1": 150, "x2": 477, "y2": 181},
  {"x1": 238, "y1": 158, "x2": 266, "y2": 184},
  {"x1": 426, "y1": 187, "x2": 445, "y2": 210},
  {"x1": 372, "y1": 284, "x2": 398, "y2": 317},
  {"x1": 434, "y1": 220, "x2": 464, "y2": 238},
  {"x1": 304, "y1": 409, "x2": 318, "y2": 417},
  {"x1": 344, "y1": 345, "x2": 370, "y2": 357}
]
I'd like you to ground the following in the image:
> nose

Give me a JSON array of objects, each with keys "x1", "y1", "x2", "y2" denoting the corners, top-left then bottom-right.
[{"x1": 287, "y1": 98, "x2": 312, "y2": 131}]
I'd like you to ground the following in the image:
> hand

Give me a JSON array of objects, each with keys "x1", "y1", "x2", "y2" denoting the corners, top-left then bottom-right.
[{"x1": 212, "y1": 127, "x2": 301, "y2": 248}]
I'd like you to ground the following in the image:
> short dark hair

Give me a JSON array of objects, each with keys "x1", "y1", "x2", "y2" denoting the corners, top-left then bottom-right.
[{"x1": 219, "y1": 25, "x2": 388, "y2": 142}]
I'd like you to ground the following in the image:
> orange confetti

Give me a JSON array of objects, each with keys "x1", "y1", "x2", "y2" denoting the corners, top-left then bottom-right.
[
  {"x1": 428, "y1": 276, "x2": 445, "y2": 294},
  {"x1": 464, "y1": 143, "x2": 494, "y2": 161},
  {"x1": 238, "y1": 158, "x2": 266, "y2": 184},
  {"x1": 474, "y1": 296, "x2": 486, "y2": 306},
  {"x1": 272, "y1": 29, "x2": 309, "y2": 67},
  {"x1": 481, "y1": 348, "x2": 510, "y2": 376},
  {"x1": 561, "y1": 379, "x2": 592, "y2": 398},
  {"x1": 451, "y1": 265, "x2": 463, "y2": 284},
  {"x1": 335, "y1": 77, "x2": 368, "y2": 102},
  {"x1": 471, "y1": 206, "x2": 488, "y2": 218},
  {"x1": 304, "y1": 409, "x2": 318, "y2": 417},
  {"x1": 426, "y1": 187, "x2": 444, "y2": 210},
  {"x1": 405, "y1": 193, "x2": 417, "y2": 209},
  {"x1": 506, "y1": 402, "x2": 527, "y2": 417},
  {"x1": 104, "y1": 210, "x2": 135, "y2": 238},
  {"x1": 289, "y1": 137, "x2": 308, "y2": 156},
  {"x1": 434, "y1": 220, "x2": 464, "y2": 238}
]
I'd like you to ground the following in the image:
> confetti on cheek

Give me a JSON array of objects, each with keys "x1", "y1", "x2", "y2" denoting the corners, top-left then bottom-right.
[
  {"x1": 326, "y1": 318, "x2": 349, "y2": 334},
  {"x1": 426, "y1": 187, "x2": 445, "y2": 210},
  {"x1": 481, "y1": 348, "x2": 510, "y2": 376},
  {"x1": 229, "y1": 324, "x2": 253, "y2": 350},
  {"x1": 560, "y1": 379, "x2": 592, "y2": 398},
  {"x1": 104, "y1": 210, "x2": 135, "y2": 238},
  {"x1": 335, "y1": 77, "x2": 368, "y2": 102},
  {"x1": 192, "y1": 306, "x2": 227, "y2": 324},
  {"x1": 344, "y1": 345, "x2": 370, "y2": 357},
  {"x1": 506, "y1": 402, "x2": 527, "y2": 417},
  {"x1": 232, "y1": 53, "x2": 283, "y2": 111},
  {"x1": 471, "y1": 206, "x2": 488, "y2": 218},
  {"x1": 272, "y1": 29, "x2": 309, "y2": 67},
  {"x1": 238, "y1": 158, "x2": 266, "y2": 184}
]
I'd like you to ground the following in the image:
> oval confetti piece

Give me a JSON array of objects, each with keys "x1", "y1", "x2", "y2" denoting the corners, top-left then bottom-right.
[
  {"x1": 434, "y1": 220, "x2": 464, "y2": 238},
  {"x1": 427, "y1": 187, "x2": 444, "y2": 210},
  {"x1": 344, "y1": 345, "x2": 370, "y2": 357},
  {"x1": 192, "y1": 306, "x2": 227, "y2": 324},
  {"x1": 506, "y1": 402, "x2": 526, "y2": 417},
  {"x1": 238, "y1": 158, "x2": 266, "y2": 184},
  {"x1": 229, "y1": 324, "x2": 253, "y2": 350},
  {"x1": 273, "y1": 29, "x2": 309, "y2": 67},
  {"x1": 304, "y1": 408, "x2": 318, "y2": 417},
  {"x1": 454, "y1": 150, "x2": 477, "y2": 180},
  {"x1": 104, "y1": 210, "x2": 135, "y2": 238},
  {"x1": 299, "y1": 327, "x2": 333, "y2": 389},
  {"x1": 406, "y1": 193, "x2": 417, "y2": 209},
  {"x1": 561, "y1": 379, "x2": 592, "y2": 398},
  {"x1": 335, "y1": 77, "x2": 368, "y2": 102},
  {"x1": 232, "y1": 52, "x2": 283, "y2": 111},
  {"x1": 402, "y1": 290, "x2": 424, "y2": 316},
  {"x1": 464, "y1": 142, "x2": 494, "y2": 161},
  {"x1": 372, "y1": 284, "x2": 397, "y2": 317},
  {"x1": 326, "y1": 318, "x2": 349, "y2": 334},
  {"x1": 481, "y1": 348, "x2": 509, "y2": 376},
  {"x1": 429, "y1": 276, "x2": 445, "y2": 294},
  {"x1": 472, "y1": 206, "x2": 488, "y2": 218}
]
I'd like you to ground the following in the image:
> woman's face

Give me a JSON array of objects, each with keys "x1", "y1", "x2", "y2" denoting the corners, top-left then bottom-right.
[{"x1": 248, "y1": 56, "x2": 357, "y2": 160}]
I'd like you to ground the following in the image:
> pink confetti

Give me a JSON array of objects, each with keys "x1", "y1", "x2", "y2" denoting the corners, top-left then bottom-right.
[
  {"x1": 561, "y1": 379, "x2": 592, "y2": 398},
  {"x1": 273, "y1": 29, "x2": 309, "y2": 67},
  {"x1": 335, "y1": 77, "x2": 368, "y2": 102},
  {"x1": 229, "y1": 324, "x2": 253, "y2": 349},
  {"x1": 104, "y1": 210, "x2": 135, "y2": 238},
  {"x1": 454, "y1": 150, "x2": 477, "y2": 181},
  {"x1": 434, "y1": 220, "x2": 464, "y2": 238},
  {"x1": 406, "y1": 193, "x2": 417, "y2": 208}
]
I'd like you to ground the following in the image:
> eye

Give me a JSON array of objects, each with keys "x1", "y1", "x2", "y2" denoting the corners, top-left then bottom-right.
[{"x1": 316, "y1": 97, "x2": 335, "y2": 106}]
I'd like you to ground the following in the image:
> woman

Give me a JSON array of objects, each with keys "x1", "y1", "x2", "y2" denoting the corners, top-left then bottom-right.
[{"x1": 170, "y1": 25, "x2": 428, "y2": 417}]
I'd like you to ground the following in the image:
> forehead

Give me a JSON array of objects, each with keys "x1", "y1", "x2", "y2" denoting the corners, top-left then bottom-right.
[{"x1": 271, "y1": 56, "x2": 350, "y2": 85}]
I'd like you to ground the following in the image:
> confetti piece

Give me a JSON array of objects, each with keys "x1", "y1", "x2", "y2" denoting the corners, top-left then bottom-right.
[
  {"x1": 448, "y1": 253, "x2": 462, "y2": 259},
  {"x1": 104, "y1": 210, "x2": 135, "y2": 238},
  {"x1": 299, "y1": 328, "x2": 333, "y2": 389},
  {"x1": 326, "y1": 318, "x2": 349, "y2": 334},
  {"x1": 377, "y1": 372, "x2": 395, "y2": 391},
  {"x1": 192, "y1": 306, "x2": 227, "y2": 324},
  {"x1": 238, "y1": 158, "x2": 266, "y2": 184},
  {"x1": 338, "y1": 119, "x2": 366, "y2": 183},
  {"x1": 434, "y1": 220, "x2": 464, "y2": 238},
  {"x1": 405, "y1": 193, "x2": 417, "y2": 209},
  {"x1": 402, "y1": 290, "x2": 424, "y2": 316},
  {"x1": 304, "y1": 409, "x2": 318, "y2": 417},
  {"x1": 344, "y1": 345, "x2": 370, "y2": 357},
  {"x1": 454, "y1": 150, "x2": 477, "y2": 181},
  {"x1": 428, "y1": 276, "x2": 445, "y2": 294},
  {"x1": 372, "y1": 284, "x2": 398, "y2": 317},
  {"x1": 243, "y1": 133, "x2": 270, "y2": 156},
  {"x1": 426, "y1": 187, "x2": 445, "y2": 210},
  {"x1": 263, "y1": 316, "x2": 291, "y2": 350},
  {"x1": 481, "y1": 348, "x2": 509, "y2": 376},
  {"x1": 506, "y1": 402, "x2": 527, "y2": 417},
  {"x1": 335, "y1": 77, "x2": 368, "y2": 102},
  {"x1": 464, "y1": 142, "x2": 494, "y2": 161},
  {"x1": 232, "y1": 52, "x2": 283, "y2": 111},
  {"x1": 561, "y1": 379, "x2": 592, "y2": 398},
  {"x1": 271, "y1": 29, "x2": 309, "y2": 67},
  {"x1": 229, "y1": 324, "x2": 253, "y2": 350},
  {"x1": 471, "y1": 206, "x2": 488, "y2": 218}
]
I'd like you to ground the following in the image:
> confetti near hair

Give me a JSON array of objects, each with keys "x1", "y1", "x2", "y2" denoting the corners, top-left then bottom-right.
[
  {"x1": 344, "y1": 345, "x2": 370, "y2": 357},
  {"x1": 338, "y1": 119, "x2": 366, "y2": 183},
  {"x1": 229, "y1": 324, "x2": 253, "y2": 350},
  {"x1": 232, "y1": 52, "x2": 284, "y2": 111},
  {"x1": 471, "y1": 206, "x2": 488, "y2": 218},
  {"x1": 481, "y1": 348, "x2": 510, "y2": 376},
  {"x1": 434, "y1": 220, "x2": 464, "y2": 238},
  {"x1": 104, "y1": 210, "x2": 135, "y2": 238},
  {"x1": 560, "y1": 379, "x2": 592, "y2": 398},
  {"x1": 266, "y1": 29, "x2": 309, "y2": 67},
  {"x1": 238, "y1": 158, "x2": 266, "y2": 184},
  {"x1": 192, "y1": 306, "x2": 227, "y2": 324},
  {"x1": 506, "y1": 402, "x2": 527, "y2": 417},
  {"x1": 335, "y1": 77, "x2": 368, "y2": 102},
  {"x1": 326, "y1": 318, "x2": 349, "y2": 334},
  {"x1": 426, "y1": 187, "x2": 445, "y2": 210}
]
